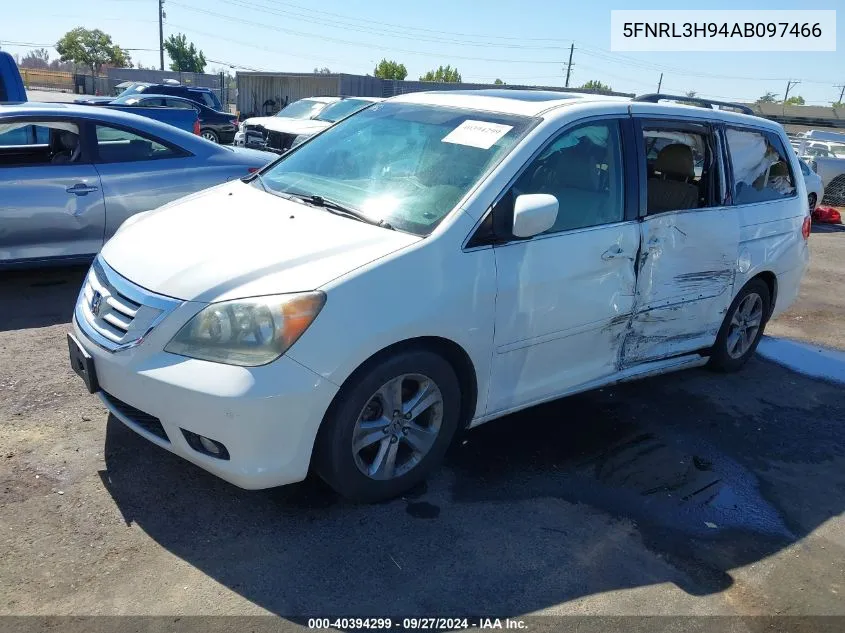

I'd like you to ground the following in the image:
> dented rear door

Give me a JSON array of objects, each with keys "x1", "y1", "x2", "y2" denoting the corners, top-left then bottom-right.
[{"x1": 622, "y1": 113, "x2": 740, "y2": 367}]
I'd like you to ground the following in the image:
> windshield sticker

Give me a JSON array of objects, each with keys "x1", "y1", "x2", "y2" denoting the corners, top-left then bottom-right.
[{"x1": 442, "y1": 120, "x2": 513, "y2": 150}]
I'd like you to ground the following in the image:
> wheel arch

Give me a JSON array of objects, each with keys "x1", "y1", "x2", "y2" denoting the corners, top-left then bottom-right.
[
  {"x1": 321, "y1": 336, "x2": 479, "y2": 433},
  {"x1": 750, "y1": 270, "x2": 778, "y2": 319}
]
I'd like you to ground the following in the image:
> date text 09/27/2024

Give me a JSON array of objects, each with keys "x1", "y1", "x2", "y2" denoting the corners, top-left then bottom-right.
[{"x1": 306, "y1": 618, "x2": 528, "y2": 630}]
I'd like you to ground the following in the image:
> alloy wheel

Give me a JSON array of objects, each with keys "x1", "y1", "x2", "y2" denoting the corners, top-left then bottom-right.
[
  {"x1": 726, "y1": 292, "x2": 764, "y2": 359},
  {"x1": 351, "y1": 374, "x2": 443, "y2": 480}
]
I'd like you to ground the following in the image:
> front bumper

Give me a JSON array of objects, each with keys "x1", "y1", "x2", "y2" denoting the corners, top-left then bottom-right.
[{"x1": 72, "y1": 315, "x2": 338, "y2": 489}]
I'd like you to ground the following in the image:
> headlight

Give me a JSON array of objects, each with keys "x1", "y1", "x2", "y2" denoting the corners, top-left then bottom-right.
[
  {"x1": 291, "y1": 133, "x2": 311, "y2": 148},
  {"x1": 164, "y1": 292, "x2": 325, "y2": 366}
]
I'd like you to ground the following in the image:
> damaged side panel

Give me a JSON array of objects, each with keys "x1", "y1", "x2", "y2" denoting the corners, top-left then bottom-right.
[
  {"x1": 621, "y1": 208, "x2": 740, "y2": 367},
  {"x1": 0, "y1": 166, "x2": 106, "y2": 261}
]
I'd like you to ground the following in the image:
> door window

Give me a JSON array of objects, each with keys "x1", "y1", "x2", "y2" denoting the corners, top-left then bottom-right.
[
  {"x1": 94, "y1": 124, "x2": 184, "y2": 162},
  {"x1": 726, "y1": 128, "x2": 796, "y2": 205},
  {"x1": 511, "y1": 121, "x2": 625, "y2": 234},
  {"x1": 643, "y1": 126, "x2": 720, "y2": 214},
  {"x1": 0, "y1": 120, "x2": 80, "y2": 166},
  {"x1": 164, "y1": 98, "x2": 198, "y2": 110}
]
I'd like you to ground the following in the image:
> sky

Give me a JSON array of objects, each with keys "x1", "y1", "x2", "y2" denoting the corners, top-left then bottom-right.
[{"x1": 2, "y1": 0, "x2": 843, "y2": 105}]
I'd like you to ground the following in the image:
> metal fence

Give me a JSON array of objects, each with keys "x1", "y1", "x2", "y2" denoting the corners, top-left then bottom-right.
[
  {"x1": 18, "y1": 68, "x2": 74, "y2": 92},
  {"x1": 105, "y1": 68, "x2": 232, "y2": 106},
  {"x1": 235, "y1": 71, "x2": 636, "y2": 115}
]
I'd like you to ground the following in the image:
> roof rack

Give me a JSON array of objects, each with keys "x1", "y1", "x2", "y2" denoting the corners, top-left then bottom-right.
[{"x1": 633, "y1": 93, "x2": 754, "y2": 116}]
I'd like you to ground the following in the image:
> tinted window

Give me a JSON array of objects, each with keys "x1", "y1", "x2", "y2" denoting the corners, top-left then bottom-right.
[
  {"x1": 0, "y1": 123, "x2": 51, "y2": 146},
  {"x1": 0, "y1": 121, "x2": 80, "y2": 166},
  {"x1": 193, "y1": 92, "x2": 219, "y2": 109},
  {"x1": 164, "y1": 98, "x2": 198, "y2": 110},
  {"x1": 95, "y1": 125, "x2": 181, "y2": 162},
  {"x1": 727, "y1": 128, "x2": 796, "y2": 205},
  {"x1": 643, "y1": 126, "x2": 719, "y2": 213},
  {"x1": 512, "y1": 121, "x2": 624, "y2": 233}
]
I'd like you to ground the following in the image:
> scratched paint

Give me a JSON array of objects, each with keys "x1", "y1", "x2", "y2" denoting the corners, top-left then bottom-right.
[{"x1": 620, "y1": 209, "x2": 740, "y2": 368}]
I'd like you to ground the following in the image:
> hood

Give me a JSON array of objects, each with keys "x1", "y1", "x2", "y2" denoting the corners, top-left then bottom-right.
[
  {"x1": 242, "y1": 116, "x2": 330, "y2": 135},
  {"x1": 101, "y1": 181, "x2": 420, "y2": 303},
  {"x1": 221, "y1": 145, "x2": 278, "y2": 163}
]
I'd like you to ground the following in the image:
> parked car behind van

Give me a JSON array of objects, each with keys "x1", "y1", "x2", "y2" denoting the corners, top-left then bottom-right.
[{"x1": 69, "y1": 90, "x2": 809, "y2": 502}]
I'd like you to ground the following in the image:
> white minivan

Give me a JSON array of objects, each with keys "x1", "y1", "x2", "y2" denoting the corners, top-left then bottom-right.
[{"x1": 68, "y1": 90, "x2": 809, "y2": 502}]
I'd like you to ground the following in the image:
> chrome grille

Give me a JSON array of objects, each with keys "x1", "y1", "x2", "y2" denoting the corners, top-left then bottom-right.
[{"x1": 75, "y1": 257, "x2": 182, "y2": 352}]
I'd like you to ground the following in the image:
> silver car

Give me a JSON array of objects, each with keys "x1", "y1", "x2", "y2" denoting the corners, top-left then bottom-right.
[{"x1": 0, "y1": 102, "x2": 274, "y2": 267}]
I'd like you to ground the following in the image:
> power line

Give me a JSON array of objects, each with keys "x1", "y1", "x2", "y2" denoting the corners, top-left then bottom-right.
[{"x1": 167, "y1": 2, "x2": 567, "y2": 64}]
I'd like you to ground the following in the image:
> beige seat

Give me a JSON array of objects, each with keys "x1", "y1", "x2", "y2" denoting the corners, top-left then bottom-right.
[{"x1": 647, "y1": 144, "x2": 699, "y2": 213}]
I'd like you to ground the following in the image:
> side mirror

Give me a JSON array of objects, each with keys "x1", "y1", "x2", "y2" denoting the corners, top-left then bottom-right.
[{"x1": 512, "y1": 193, "x2": 559, "y2": 238}]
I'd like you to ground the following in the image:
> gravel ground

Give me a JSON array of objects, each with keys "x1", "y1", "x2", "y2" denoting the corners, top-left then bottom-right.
[{"x1": 1, "y1": 230, "x2": 844, "y2": 625}]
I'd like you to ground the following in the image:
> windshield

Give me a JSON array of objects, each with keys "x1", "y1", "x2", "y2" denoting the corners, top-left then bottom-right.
[
  {"x1": 275, "y1": 99, "x2": 329, "y2": 119},
  {"x1": 117, "y1": 83, "x2": 149, "y2": 98},
  {"x1": 315, "y1": 99, "x2": 374, "y2": 123},
  {"x1": 256, "y1": 102, "x2": 532, "y2": 236},
  {"x1": 111, "y1": 94, "x2": 143, "y2": 105}
]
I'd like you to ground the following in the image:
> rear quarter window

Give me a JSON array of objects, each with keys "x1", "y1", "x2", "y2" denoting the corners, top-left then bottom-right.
[{"x1": 726, "y1": 128, "x2": 796, "y2": 205}]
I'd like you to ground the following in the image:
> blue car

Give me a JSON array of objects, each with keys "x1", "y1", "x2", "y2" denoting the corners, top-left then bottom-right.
[
  {"x1": 108, "y1": 93, "x2": 240, "y2": 144},
  {"x1": 0, "y1": 102, "x2": 274, "y2": 267}
]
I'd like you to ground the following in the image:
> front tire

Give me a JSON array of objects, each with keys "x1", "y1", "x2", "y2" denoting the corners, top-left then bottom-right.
[
  {"x1": 314, "y1": 349, "x2": 461, "y2": 503},
  {"x1": 708, "y1": 279, "x2": 770, "y2": 372},
  {"x1": 201, "y1": 129, "x2": 219, "y2": 143}
]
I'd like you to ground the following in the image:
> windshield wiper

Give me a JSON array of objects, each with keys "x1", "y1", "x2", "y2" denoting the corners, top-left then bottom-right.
[{"x1": 289, "y1": 193, "x2": 394, "y2": 230}]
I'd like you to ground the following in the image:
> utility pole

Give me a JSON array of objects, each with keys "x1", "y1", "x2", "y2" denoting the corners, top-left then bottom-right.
[
  {"x1": 837, "y1": 84, "x2": 845, "y2": 104},
  {"x1": 564, "y1": 43, "x2": 574, "y2": 88},
  {"x1": 783, "y1": 79, "x2": 800, "y2": 105},
  {"x1": 657, "y1": 72, "x2": 663, "y2": 93},
  {"x1": 158, "y1": 0, "x2": 165, "y2": 71}
]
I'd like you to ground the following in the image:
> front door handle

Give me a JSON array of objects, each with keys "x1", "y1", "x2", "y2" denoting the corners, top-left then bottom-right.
[
  {"x1": 66, "y1": 183, "x2": 99, "y2": 196},
  {"x1": 602, "y1": 245, "x2": 625, "y2": 260}
]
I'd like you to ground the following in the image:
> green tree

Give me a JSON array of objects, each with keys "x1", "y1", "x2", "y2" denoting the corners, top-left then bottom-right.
[
  {"x1": 833, "y1": 101, "x2": 845, "y2": 108},
  {"x1": 373, "y1": 59, "x2": 407, "y2": 80},
  {"x1": 419, "y1": 65, "x2": 461, "y2": 83},
  {"x1": 579, "y1": 79, "x2": 612, "y2": 93},
  {"x1": 55, "y1": 27, "x2": 132, "y2": 75},
  {"x1": 494, "y1": 78, "x2": 505, "y2": 85},
  {"x1": 163, "y1": 33, "x2": 206, "y2": 73},
  {"x1": 685, "y1": 90, "x2": 697, "y2": 98},
  {"x1": 313, "y1": 67, "x2": 331, "y2": 74},
  {"x1": 20, "y1": 48, "x2": 50, "y2": 69},
  {"x1": 756, "y1": 92, "x2": 778, "y2": 103},
  {"x1": 784, "y1": 95, "x2": 805, "y2": 106}
]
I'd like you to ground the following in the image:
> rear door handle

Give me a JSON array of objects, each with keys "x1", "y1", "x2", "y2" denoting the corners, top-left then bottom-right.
[
  {"x1": 602, "y1": 245, "x2": 625, "y2": 260},
  {"x1": 66, "y1": 183, "x2": 99, "y2": 196}
]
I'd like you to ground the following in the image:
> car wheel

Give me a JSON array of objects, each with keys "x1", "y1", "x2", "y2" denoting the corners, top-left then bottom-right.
[
  {"x1": 707, "y1": 279, "x2": 770, "y2": 372},
  {"x1": 808, "y1": 193, "x2": 817, "y2": 212},
  {"x1": 201, "y1": 129, "x2": 219, "y2": 143},
  {"x1": 314, "y1": 349, "x2": 461, "y2": 503}
]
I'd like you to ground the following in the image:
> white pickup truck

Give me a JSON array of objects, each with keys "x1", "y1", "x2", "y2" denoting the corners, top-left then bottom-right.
[{"x1": 792, "y1": 130, "x2": 845, "y2": 206}]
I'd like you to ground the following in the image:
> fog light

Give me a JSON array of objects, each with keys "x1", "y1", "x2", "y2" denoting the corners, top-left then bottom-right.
[
  {"x1": 181, "y1": 429, "x2": 230, "y2": 460},
  {"x1": 200, "y1": 436, "x2": 220, "y2": 454}
]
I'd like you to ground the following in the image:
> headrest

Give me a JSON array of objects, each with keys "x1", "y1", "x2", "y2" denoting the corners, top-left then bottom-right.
[
  {"x1": 555, "y1": 146, "x2": 600, "y2": 191},
  {"x1": 654, "y1": 143, "x2": 694, "y2": 179},
  {"x1": 58, "y1": 131, "x2": 79, "y2": 151},
  {"x1": 769, "y1": 161, "x2": 789, "y2": 179}
]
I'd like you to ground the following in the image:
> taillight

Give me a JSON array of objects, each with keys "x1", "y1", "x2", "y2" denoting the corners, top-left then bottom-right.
[
  {"x1": 802, "y1": 215, "x2": 811, "y2": 239},
  {"x1": 193, "y1": 119, "x2": 201, "y2": 136},
  {"x1": 247, "y1": 167, "x2": 260, "y2": 174},
  {"x1": 231, "y1": 118, "x2": 239, "y2": 126}
]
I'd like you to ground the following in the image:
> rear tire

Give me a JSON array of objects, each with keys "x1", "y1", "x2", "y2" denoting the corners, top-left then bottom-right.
[
  {"x1": 708, "y1": 279, "x2": 770, "y2": 372},
  {"x1": 314, "y1": 349, "x2": 461, "y2": 503},
  {"x1": 201, "y1": 129, "x2": 219, "y2": 143}
]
